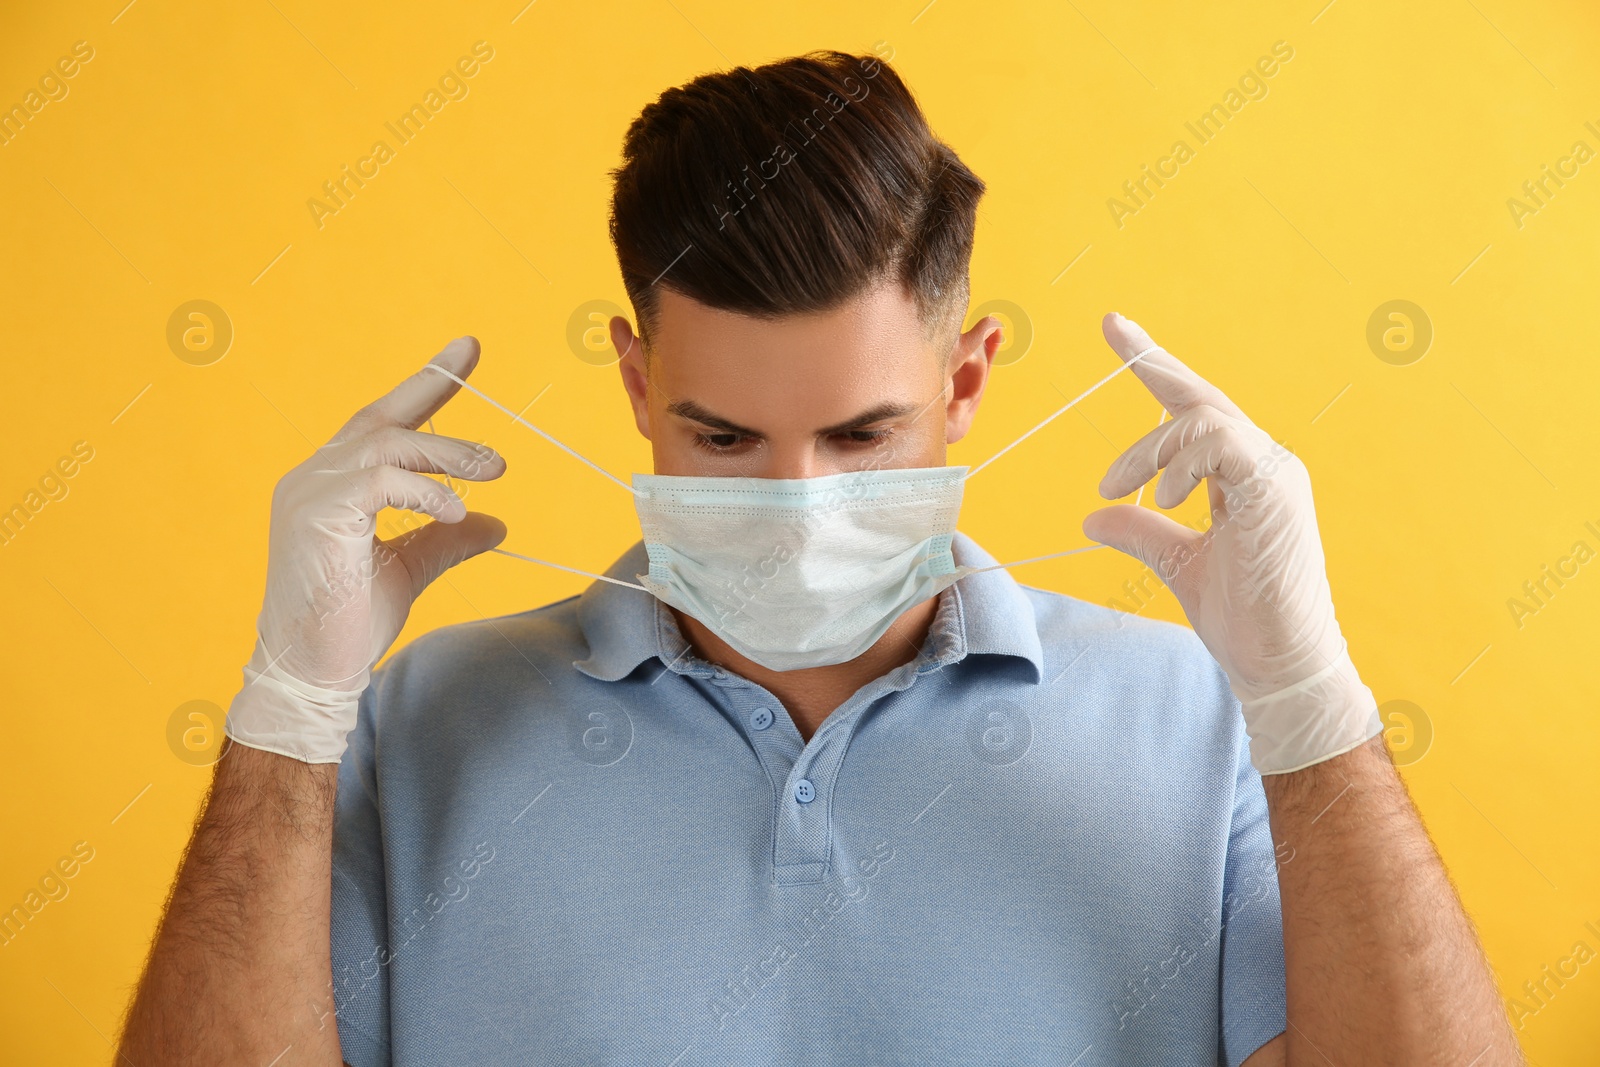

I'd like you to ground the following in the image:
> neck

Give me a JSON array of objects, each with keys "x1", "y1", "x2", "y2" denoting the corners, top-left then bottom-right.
[{"x1": 672, "y1": 596, "x2": 942, "y2": 744}]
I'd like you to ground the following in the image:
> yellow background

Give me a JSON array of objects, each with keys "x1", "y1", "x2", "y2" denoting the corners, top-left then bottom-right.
[{"x1": 3, "y1": 0, "x2": 1598, "y2": 1061}]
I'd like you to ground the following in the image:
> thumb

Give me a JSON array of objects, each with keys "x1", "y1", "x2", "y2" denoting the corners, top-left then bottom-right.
[
  {"x1": 1082, "y1": 504, "x2": 1200, "y2": 585},
  {"x1": 386, "y1": 511, "x2": 507, "y2": 598}
]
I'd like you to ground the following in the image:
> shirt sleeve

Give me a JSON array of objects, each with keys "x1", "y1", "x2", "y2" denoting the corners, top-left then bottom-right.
[
  {"x1": 1216, "y1": 707, "x2": 1289, "y2": 1066},
  {"x1": 330, "y1": 675, "x2": 393, "y2": 1067}
]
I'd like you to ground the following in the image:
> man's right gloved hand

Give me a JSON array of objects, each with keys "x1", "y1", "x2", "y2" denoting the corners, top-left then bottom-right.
[{"x1": 223, "y1": 337, "x2": 507, "y2": 764}]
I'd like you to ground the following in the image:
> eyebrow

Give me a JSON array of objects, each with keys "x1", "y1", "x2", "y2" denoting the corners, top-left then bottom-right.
[{"x1": 665, "y1": 398, "x2": 920, "y2": 437}]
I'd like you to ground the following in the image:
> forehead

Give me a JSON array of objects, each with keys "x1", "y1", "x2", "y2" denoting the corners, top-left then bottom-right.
[{"x1": 646, "y1": 281, "x2": 942, "y2": 422}]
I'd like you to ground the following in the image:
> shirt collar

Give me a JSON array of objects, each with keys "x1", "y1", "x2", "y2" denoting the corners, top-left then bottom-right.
[{"x1": 572, "y1": 531, "x2": 1044, "y2": 684}]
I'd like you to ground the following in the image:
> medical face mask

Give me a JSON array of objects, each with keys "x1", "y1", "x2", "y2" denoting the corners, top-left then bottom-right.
[
  {"x1": 631, "y1": 464, "x2": 968, "y2": 670},
  {"x1": 424, "y1": 346, "x2": 1159, "y2": 672}
]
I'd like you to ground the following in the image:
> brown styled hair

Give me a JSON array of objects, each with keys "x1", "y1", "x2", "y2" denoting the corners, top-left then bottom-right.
[{"x1": 607, "y1": 49, "x2": 986, "y2": 357}]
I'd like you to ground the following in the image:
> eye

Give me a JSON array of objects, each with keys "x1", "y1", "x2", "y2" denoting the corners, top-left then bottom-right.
[
  {"x1": 837, "y1": 428, "x2": 892, "y2": 446},
  {"x1": 692, "y1": 432, "x2": 748, "y2": 452}
]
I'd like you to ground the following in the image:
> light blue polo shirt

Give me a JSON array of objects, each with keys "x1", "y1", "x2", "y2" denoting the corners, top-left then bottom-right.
[{"x1": 329, "y1": 531, "x2": 1287, "y2": 1065}]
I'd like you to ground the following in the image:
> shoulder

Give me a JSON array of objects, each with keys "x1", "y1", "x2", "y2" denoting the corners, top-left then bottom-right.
[
  {"x1": 367, "y1": 592, "x2": 590, "y2": 713},
  {"x1": 1021, "y1": 582, "x2": 1222, "y2": 671},
  {"x1": 349, "y1": 590, "x2": 629, "y2": 781},
  {"x1": 1016, "y1": 581, "x2": 1241, "y2": 732},
  {"x1": 1006, "y1": 584, "x2": 1258, "y2": 825}
]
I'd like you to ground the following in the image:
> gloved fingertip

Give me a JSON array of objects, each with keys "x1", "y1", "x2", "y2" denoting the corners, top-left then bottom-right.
[{"x1": 1097, "y1": 459, "x2": 1123, "y2": 498}]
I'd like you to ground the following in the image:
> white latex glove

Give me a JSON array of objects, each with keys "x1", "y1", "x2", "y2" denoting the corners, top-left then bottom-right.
[
  {"x1": 1082, "y1": 313, "x2": 1383, "y2": 775},
  {"x1": 223, "y1": 337, "x2": 507, "y2": 763}
]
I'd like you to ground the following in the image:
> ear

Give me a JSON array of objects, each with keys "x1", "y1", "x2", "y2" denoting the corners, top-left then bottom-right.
[
  {"x1": 611, "y1": 316, "x2": 651, "y2": 440},
  {"x1": 944, "y1": 313, "x2": 1003, "y2": 445}
]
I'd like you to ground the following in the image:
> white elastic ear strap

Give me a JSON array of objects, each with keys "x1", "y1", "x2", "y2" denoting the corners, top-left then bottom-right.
[
  {"x1": 424, "y1": 363, "x2": 639, "y2": 495},
  {"x1": 966, "y1": 345, "x2": 1160, "y2": 478},
  {"x1": 421, "y1": 363, "x2": 653, "y2": 587}
]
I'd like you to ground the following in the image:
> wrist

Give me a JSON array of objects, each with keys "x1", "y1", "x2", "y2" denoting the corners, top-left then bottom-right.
[
  {"x1": 1259, "y1": 730, "x2": 1394, "y2": 805},
  {"x1": 222, "y1": 642, "x2": 368, "y2": 764},
  {"x1": 1239, "y1": 643, "x2": 1384, "y2": 776},
  {"x1": 209, "y1": 737, "x2": 341, "y2": 819}
]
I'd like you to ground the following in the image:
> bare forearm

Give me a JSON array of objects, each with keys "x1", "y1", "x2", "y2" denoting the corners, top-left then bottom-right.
[
  {"x1": 118, "y1": 740, "x2": 344, "y2": 1065},
  {"x1": 1261, "y1": 735, "x2": 1521, "y2": 1065}
]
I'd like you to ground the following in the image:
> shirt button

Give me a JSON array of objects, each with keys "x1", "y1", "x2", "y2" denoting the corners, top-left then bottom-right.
[
  {"x1": 794, "y1": 778, "x2": 815, "y2": 804},
  {"x1": 749, "y1": 706, "x2": 773, "y2": 731}
]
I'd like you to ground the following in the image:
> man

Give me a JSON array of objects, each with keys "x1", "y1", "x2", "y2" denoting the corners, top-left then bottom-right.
[{"x1": 119, "y1": 50, "x2": 1519, "y2": 1065}]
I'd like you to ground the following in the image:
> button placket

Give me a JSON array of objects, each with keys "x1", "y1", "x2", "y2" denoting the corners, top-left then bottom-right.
[
  {"x1": 776, "y1": 655, "x2": 948, "y2": 883},
  {"x1": 709, "y1": 656, "x2": 946, "y2": 886},
  {"x1": 725, "y1": 681, "x2": 802, "y2": 776}
]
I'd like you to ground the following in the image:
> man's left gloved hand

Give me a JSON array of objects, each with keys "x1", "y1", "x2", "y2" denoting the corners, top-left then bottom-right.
[{"x1": 1083, "y1": 312, "x2": 1384, "y2": 775}]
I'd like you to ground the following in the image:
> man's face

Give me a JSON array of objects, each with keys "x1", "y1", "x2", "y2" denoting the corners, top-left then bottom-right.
[{"x1": 610, "y1": 279, "x2": 1003, "y2": 478}]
